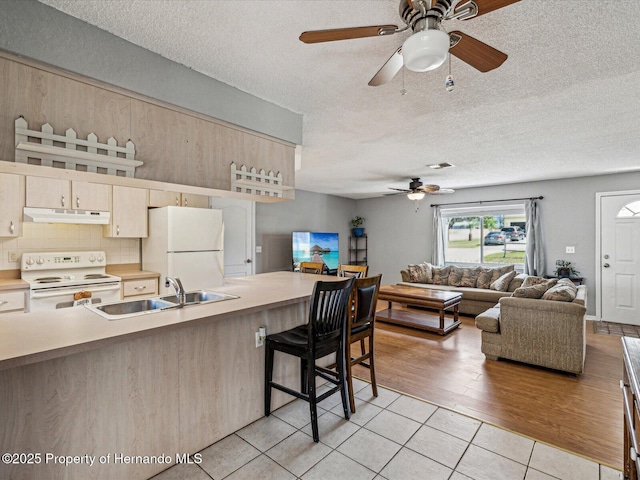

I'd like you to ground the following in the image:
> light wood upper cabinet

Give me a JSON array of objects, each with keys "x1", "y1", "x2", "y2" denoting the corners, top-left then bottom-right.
[
  {"x1": 0, "y1": 173, "x2": 25, "y2": 237},
  {"x1": 26, "y1": 177, "x2": 110, "y2": 211},
  {"x1": 26, "y1": 176, "x2": 69, "y2": 208},
  {"x1": 149, "y1": 189, "x2": 181, "y2": 208},
  {"x1": 181, "y1": 193, "x2": 209, "y2": 208},
  {"x1": 71, "y1": 181, "x2": 110, "y2": 211},
  {"x1": 149, "y1": 189, "x2": 209, "y2": 208},
  {"x1": 105, "y1": 186, "x2": 149, "y2": 238}
]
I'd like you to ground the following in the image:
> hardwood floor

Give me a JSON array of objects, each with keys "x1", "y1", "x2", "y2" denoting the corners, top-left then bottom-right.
[{"x1": 352, "y1": 312, "x2": 624, "y2": 470}]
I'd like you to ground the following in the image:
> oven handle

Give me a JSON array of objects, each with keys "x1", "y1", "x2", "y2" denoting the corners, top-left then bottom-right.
[{"x1": 31, "y1": 283, "x2": 121, "y2": 299}]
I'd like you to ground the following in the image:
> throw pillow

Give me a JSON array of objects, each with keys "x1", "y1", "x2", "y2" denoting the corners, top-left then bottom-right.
[
  {"x1": 512, "y1": 282, "x2": 552, "y2": 299},
  {"x1": 522, "y1": 276, "x2": 549, "y2": 287},
  {"x1": 459, "y1": 267, "x2": 481, "y2": 288},
  {"x1": 507, "y1": 273, "x2": 528, "y2": 292},
  {"x1": 431, "y1": 266, "x2": 451, "y2": 285},
  {"x1": 490, "y1": 270, "x2": 517, "y2": 292},
  {"x1": 542, "y1": 284, "x2": 577, "y2": 302},
  {"x1": 447, "y1": 265, "x2": 464, "y2": 286},
  {"x1": 490, "y1": 264, "x2": 515, "y2": 284},
  {"x1": 406, "y1": 263, "x2": 432, "y2": 283},
  {"x1": 476, "y1": 268, "x2": 495, "y2": 289}
]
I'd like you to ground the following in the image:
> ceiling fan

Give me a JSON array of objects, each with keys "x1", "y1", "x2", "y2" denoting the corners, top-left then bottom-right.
[
  {"x1": 387, "y1": 178, "x2": 455, "y2": 200},
  {"x1": 299, "y1": 0, "x2": 520, "y2": 86}
]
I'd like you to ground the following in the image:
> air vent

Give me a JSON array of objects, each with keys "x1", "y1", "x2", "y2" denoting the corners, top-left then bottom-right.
[{"x1": 427, "y1": 162, "x2": 455, "y2": 169}]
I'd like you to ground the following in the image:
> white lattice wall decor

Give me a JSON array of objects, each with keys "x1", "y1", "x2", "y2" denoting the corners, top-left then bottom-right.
[
  {"x1": 15, "y1": 117, "x2": 143, "y2": 177},
  {"x1": 230, "y1": 162, "x2": 292, "y2": 197}
]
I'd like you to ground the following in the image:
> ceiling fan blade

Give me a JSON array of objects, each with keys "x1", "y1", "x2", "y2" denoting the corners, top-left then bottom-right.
[
  {"x1": 300, "y1": 25, "x2": 398, "y2": 44},
  {"x1": 388, "y1": 187, "x2": 411, "y2": 192},
  {"x1": 449, "y1": 31, "x2": 507, "y2": 72},
  {"x1": 418, "y1": 184, "x2": 440, "y2": 193},
  {"x1": 369, "y1": 47, "x2": 403, "y2": 86},
  {"x1": 465, "y1": 0, "x2": 521, "y2": 18},
  {"x1": 431, "y1": 188, "x2": 455, "y2": 194}
]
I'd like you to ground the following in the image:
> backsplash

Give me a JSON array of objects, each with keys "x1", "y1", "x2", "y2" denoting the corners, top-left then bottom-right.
[{"x1": 0, "y1": 223, "x2": 139, "y2": 271}]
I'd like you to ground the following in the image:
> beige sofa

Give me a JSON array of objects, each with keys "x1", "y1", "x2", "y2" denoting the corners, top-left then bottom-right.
[
  {"x1": 475, "y1": 280, "x2": 587, "y2": 374},
  {"x1": 399, "y1": 263, "x2": 526, "y2": 316}
]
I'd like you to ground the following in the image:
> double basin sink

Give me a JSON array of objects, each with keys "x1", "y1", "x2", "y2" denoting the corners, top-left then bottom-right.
[{"x1": 86, "y1": 290, "x2": 239, "y2": 320}]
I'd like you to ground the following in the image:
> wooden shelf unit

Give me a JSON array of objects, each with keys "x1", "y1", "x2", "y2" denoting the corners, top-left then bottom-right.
[{"x1": 348, "y1": 234, "x2": 368, "y2": 266}]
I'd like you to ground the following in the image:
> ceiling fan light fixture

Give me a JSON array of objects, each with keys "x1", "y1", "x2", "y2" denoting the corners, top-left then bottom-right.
[
  {"x1": 402, "y1": 28, "x2": 450, "y2": 72},
  {"x1": 407, "y1": 191, "x2": 426, "y2": 201}
]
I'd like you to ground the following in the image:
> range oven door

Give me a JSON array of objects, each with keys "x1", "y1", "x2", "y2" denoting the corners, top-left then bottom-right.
[{"x1": 28, "y1": 282, "x2": 121, "y2": 312}]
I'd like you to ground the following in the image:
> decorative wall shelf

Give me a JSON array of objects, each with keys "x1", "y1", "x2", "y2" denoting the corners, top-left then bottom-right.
[
  {"x1": 230, "y1": 162, "x2": 292, "y2": 198},
  {"x1": 15, "y1": 117, "x2": 142, "y2": 177}
]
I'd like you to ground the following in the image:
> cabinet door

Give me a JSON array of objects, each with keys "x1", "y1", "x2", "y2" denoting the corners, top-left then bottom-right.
[
  {"x1": 72, "y1": 181, "x2": 110, "y2": 211},
  {"x1": 181, "y1": 193, "x2": 209, "y2": 208},
  {"x1": 107, "y1": 186, "x2": 149, "y2": 238},
  {"x1": 0, "y1": 173, "x2": 25, "y2": 237},
  {"x1": 26, "y1": 177, "x2": 70, "y2": 208},
  {"x1": 149, "y1": 190, "x2": 181, "y2": 208}
]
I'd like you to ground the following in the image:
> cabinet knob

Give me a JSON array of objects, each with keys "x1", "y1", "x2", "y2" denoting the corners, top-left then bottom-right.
[
  {"x1": 176, "y1": 196, "x2": 180, "y2": 206},
  {"x1": 184, "y1": 197, "x2": 188, "y2": 207},
  {"x1": 134, "y1": 286, "x2": 147, "y2": 291},
  {"x1": 116, "y1": 225, "x2": 120, "y2": 236},
  {"x1": 0, "y1": 300, "x2": 8, "y2": 307},
  {"x1": 9, "y1": 221, "x2": 14, "y2": 234},
  {"x1": 61, "y1": 195, "x2": 65, "y2": 207},
  {"x1": 76, "y1": 196, "x2": 80, "y2": 208}
]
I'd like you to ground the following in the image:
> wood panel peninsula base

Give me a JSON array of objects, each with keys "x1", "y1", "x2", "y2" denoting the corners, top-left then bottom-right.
[{"x1": 377, "y1": 284, "x2": 462, "y2": 335}]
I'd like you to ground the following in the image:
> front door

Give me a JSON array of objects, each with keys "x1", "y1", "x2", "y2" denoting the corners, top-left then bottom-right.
[
  {"x1": 209, "y1": 197, "x2": 255, "y2": 277},
  {"x1": 599, "y1": 192, "x2": 640, "y2": 324}
]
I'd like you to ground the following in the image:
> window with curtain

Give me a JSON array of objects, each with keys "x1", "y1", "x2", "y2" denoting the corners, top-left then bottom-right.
[{"x1": 439, "y1": 204, "x2": 526, "y2": 267}]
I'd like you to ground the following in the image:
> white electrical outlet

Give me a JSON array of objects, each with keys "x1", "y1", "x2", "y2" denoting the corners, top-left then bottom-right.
[
  {"x1": 566, "y1": 246, "x2": 576, "y2": 254},
  {"x1": 255, "y1": 331, "x2": 264, "y2": 348},
  {"x1": 8, "y1": 251, "x2": 18, "y2": 262}
]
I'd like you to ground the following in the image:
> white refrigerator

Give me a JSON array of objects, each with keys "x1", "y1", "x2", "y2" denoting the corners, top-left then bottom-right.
[{"x1": 142, "y1": 206, "x2": 224, "y2": 293}]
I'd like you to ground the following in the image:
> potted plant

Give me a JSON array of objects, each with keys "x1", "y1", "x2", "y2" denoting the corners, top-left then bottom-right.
[
  {"x1": 351, "y1": 216, "x2": 365, "y2": 237},
  {"x1": 555, "y1": 260, "x2": 579, "y2": 278}
]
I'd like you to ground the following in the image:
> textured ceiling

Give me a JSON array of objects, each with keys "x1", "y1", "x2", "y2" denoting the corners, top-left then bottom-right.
[{"x1": 37, "y1": 0, "x2": 640, "y2": 199}]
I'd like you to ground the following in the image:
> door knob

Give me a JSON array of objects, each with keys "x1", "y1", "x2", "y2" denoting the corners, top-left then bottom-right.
[
  {"x1": 246, "y1": 259, "x2": 252, "y2": 264},
  {"x1": 603, "y1": 263, "x2": 610, "y2": 268}
]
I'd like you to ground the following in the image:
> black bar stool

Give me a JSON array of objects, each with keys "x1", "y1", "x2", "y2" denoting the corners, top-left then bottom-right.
[{"x1": 264, "y1": 277, "x2": 355, "y2": 442}]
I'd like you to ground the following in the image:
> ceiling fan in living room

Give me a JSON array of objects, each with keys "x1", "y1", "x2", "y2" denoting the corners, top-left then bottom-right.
[
  {"x1": 299, "y1": 0, "x2": 520, "y2": 87},
  {"x1": 386, "y1": 177, "x2": 455, "y2": 201}
]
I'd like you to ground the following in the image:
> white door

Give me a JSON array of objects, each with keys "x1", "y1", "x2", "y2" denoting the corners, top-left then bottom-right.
[
  {"x1": 209, "y1": 198, "x2": 254, "y2": 277},
  {"x1": 599, "y1": 192, "x2": 640, "y2": 324}
]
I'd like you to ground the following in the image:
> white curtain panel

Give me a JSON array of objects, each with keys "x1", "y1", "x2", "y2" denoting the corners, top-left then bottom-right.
[
  {"x1": 524, "y1": 199, "x2": 546, "y2": 276},
  {"x1": 432, "y1": 206, "x2": 446, "y2": 266}
]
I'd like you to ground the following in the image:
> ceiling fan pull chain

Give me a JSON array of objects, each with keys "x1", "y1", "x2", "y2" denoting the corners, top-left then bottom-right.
[
  {"x1": 445, "y1": 53, "x2": 455, "y2": 92},
  {"x1": 401, "y1": 66, "x2": 408, "y2": 96}
]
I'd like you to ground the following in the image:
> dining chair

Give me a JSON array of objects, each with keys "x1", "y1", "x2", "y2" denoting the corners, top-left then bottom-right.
[
  {"x1": 337, "y1": 264, "x2": 369, "y2": 278},
  {"x1": 345, "y1": 274, "x2": 382, "y2": 413},
  {"x1": 299, "y1": 261, "x2": 324, "y2": 274},
  {"x1": 264, "y1": 277, "x2": 355, "y2": 442}
]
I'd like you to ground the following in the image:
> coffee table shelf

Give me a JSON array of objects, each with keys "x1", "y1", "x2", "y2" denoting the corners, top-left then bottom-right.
[{"x1": 376, "y1": 284, "x2": 462, "y2": 335}]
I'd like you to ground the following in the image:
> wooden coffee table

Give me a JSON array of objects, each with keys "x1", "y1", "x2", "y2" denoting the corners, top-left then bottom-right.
[{"x1": 376, "y1": 284, "x2": 462, "y2": 335}]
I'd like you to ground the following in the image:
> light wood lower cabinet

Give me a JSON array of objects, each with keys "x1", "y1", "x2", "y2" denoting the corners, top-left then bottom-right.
[
  {"x1": 104, "y1": 186, "x2": 149, "y2": 238},
  {"x1": 121, "y1": 277, "x2": 159, "y2": 299},
  {"x1": 0, "y1": 173, "x2": 24, "y2": 237},
  {"x1": 0, "y1": 290, "x2": 27, "y2": 313}
]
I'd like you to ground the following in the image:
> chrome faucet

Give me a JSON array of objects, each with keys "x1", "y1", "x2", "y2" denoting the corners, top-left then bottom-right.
[{"x1": 165, "y1": 277, "x2": 186, "y2": 306}]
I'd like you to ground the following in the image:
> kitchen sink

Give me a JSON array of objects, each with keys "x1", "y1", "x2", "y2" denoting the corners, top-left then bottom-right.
[
  {"x1": 87, "y1": 298, "x2": 177, "y2": 320},
  {"x1": 160, "y1": 290, "x2": 239, "y2": 305},
  {"x1": 86, "y1": 290, "x2": 238, "y2": 320}
]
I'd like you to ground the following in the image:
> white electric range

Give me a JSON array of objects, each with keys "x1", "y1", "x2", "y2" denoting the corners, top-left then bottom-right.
[{"x1": 21, "y1": 251, "x2": 121, "y2": 312}]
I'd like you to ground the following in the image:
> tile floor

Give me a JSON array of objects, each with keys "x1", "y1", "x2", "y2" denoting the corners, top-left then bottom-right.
[{"x1": 152, "y1": 379, "x2": 622, "y2": 480}]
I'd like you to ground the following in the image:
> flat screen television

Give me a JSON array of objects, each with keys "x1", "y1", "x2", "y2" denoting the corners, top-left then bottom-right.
[{"x1": 292, "y1": 231, "x2": 339, "y2": 272}]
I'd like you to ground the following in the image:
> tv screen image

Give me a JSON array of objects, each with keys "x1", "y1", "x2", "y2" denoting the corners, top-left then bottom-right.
[{"x1": 292, "y1": 232, "x2": 339, "y2": 271}]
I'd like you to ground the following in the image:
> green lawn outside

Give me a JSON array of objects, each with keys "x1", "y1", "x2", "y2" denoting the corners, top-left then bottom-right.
[
  {"x1": 484, "y1": 251, "x2": 526, "y2": 263},
  {"x1": 447, "y1": 240, "x2": 481, "y2": 248}
]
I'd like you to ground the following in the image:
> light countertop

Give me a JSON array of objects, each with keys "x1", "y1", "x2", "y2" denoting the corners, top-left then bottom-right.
[{"x1": 0, "y1": 271, "x2": 329, "y2": 371}]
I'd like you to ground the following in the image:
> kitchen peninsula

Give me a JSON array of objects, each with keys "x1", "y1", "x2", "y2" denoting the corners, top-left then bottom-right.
[{"x1": 0, "y1": 271, "x2": 328, "y2": 480}]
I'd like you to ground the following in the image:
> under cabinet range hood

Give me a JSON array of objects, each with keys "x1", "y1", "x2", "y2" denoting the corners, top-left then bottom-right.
[{"x1": 23, "y1": 207, "x2": 111, "y2": 225}]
